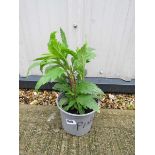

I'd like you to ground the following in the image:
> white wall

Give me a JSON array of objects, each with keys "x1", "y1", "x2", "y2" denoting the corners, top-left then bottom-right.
[{"x1": 19, "y1": 0, "x2": 135, "y2": 81}]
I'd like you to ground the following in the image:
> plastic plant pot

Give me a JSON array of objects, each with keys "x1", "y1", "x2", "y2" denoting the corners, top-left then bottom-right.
[{"x1": 56, "y1": 94, "x2": 96, "y2": 136}]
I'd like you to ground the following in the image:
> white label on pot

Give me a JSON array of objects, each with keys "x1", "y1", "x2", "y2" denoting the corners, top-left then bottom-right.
[{"x1": 66, "y1": 119, "x2": 76, "y2": 125}]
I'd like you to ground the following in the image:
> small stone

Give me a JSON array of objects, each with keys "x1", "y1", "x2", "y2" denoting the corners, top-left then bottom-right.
[
  {"x1": 33, "y1": 92, "x2": 37, "y2": 96},
  {"x1": 47, "y1": 113, "x2": 56, "y2": 122},
  {"x1": 53, "y1": 92, "x2": 58, "y2": 98},
  {"x1": 53, "y1": 129, "x2": 59, "y2": 133},
  {"x1": 108, "y1": 94, "x2": 115, "y2": 100},
  {"x1": 30, "y1": 100, "x2": 38, "y2": 105}
]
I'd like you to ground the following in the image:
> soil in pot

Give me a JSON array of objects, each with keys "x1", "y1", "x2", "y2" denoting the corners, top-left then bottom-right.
[{"x1": 62, "y1": 105, "x2": 93, "y2": 115}]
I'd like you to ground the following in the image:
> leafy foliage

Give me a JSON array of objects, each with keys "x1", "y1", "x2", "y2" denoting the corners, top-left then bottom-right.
[
  {"x1": 77, "y1": 95, "x2": 100, "y2": 113},
  {"x1": 27, "y1": 28, "x2": 104, "y2": 114},
  {"x1": 77, "y1": 80, "x2": 103, "y2": 95},
  {"x1": 60, "y1": 28, "x2": 68, "y2": 48},
  {"x1": 35, "y1": 67, "x2": 65, "y2": 90}
]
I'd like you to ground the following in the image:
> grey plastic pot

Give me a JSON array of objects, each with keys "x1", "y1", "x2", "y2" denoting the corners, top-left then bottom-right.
[{"x1": 56, "y1": 94, "x2": 96, "y2": 136}]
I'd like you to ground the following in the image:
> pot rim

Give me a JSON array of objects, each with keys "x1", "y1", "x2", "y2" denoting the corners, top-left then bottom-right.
[{"x1": 56, "y1": 94, "x2": 96, "y2": 117}]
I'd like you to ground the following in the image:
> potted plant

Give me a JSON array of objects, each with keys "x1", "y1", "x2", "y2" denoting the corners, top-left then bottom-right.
[{"x1": 27, "y1": 28, "x2": 104, "y2": 136}]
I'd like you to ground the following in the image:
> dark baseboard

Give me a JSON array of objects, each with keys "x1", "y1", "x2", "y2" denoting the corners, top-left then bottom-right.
[{"x1": 19, "y1": 75, "x2": 135, "y2": 94}]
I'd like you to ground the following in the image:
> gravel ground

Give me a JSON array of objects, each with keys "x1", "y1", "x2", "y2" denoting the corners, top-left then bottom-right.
[
  {"x1": 19, "y1": 89, "x2": 135, "y2": 110},
  {"x1": 19, "y1": 105, "x2": 135, "y2": 155}
]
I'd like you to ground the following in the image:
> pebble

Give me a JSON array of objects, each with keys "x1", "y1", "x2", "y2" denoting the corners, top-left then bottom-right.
[
  {"x1": 47, "y1": 113, "x2": 56, "y2": 122},
  {"x1": 53, "y1": 129, "x2": 60, "y2": 133},
  {"x1": 33, "y1": 92, "x2": 37, "y2": 96},
  {"x1": 30, "y1": 100, "x2": 38, "y2": 105},
  {"x1": 108, "y1": 94, "x2": 115, "y2": 100}
]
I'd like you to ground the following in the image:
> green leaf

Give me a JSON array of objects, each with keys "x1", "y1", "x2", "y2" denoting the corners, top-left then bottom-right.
[
  {"x1": 54, "y1": 75, "x2": 67, "y2": 83},
  {"x1": 77, "y1": 80, "x2": 103, "y2": 95},
  {"x1": 63, "y1": 100, "x2": 75, "y2": 111},
  {"x1": 92, "y1": 93, "x2": 105, "y2": 100},
  {"x1": 53, "y1": 83, "x2": 70, "y2": 92},
  {"x1": 47, "y1": 67, "x2": 65, "y2": 81},
  {"x1": 35, "y1": 67, "x2": 65, "y2": 90},
  {"x1": 77, "y1": 95, "x2": 100, "y2": 112},
  {"x1": 34, "y1": 54, "x2": 57, "y2": 61},
  {"x1": 85, "y1": 47, "x2": 96, "y2": 62},
  {"x1": 41, "y1": 53, "x2": 51, "y2": 56},
  {"x1": 73, "y1": 43, "x2": 87, "y2": 80},
  {"x1": 62, "y1": 48, "x2": 77, "y2": 58},
  {"x1": 40, "y1": 60, "x2": 48, "y2": 73},
  {"x1": 48, "y1": 39, "x2": 66, "y2": 60},
  {"x1": 27, "y1": 62, "x2": 40, "y2": 76},
  {"x1": 48, "y1": 32, "x2": 61, "y2": 56},
  {"x1": 60, "y1": 28, "x2": 68, "y2": 48},
  {"x1": 74, "y1": 103, "x2": 78, "y2": 111},
  {"x1": 73, "y1": 45, "x2": 96, "y2": 79},
  {"x1": 53, "y1": 83, "x2": 74, "y2": 96},
  {"x1": 77, "y1": 103, "x2": 85, "y2": 114},
  {"x1": 35, "y1": 75, "x2": 51, "y2": 90},
  {"x1": 50, "y1": 31, "x2": 57, "y2": 40},
  {"x1": 45, "y1": 65, "x2": 59, "y2": 74},
  {"x1": 59, "y1": 97, "x2": 68, "y2": 108}
]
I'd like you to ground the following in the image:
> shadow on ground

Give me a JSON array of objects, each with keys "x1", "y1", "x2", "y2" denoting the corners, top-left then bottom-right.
[{"x1": 19, "y1": 105, "x2": 135, "y2": 155}]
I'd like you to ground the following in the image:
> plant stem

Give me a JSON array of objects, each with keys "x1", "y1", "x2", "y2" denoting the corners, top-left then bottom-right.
[
  {"x1": 71, "y1": 69, "x2": 77, "y2": 98},
  {"x1": 57, "y1": 56, "x2": 77, "y2": 98}
]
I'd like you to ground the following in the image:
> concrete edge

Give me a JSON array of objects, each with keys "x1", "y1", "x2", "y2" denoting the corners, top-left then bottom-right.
[{"x1": 19, "y1": 75, "x2": 135, "y2": 93}]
